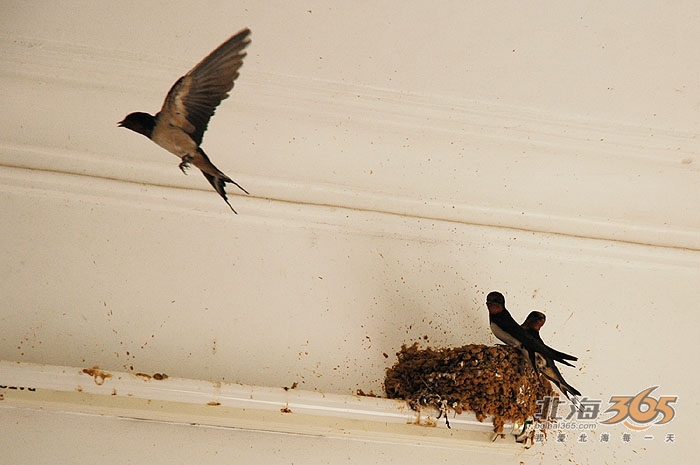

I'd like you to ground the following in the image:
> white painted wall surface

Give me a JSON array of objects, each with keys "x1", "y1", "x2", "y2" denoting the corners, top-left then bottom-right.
[{"x1": 1, "y1": 1, "x2": 698, "y2": 463}]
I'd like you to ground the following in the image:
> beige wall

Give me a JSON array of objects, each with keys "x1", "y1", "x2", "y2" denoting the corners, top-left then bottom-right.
[{"x1": 1, "y1": 1, "x2": 697, "y2": 463}]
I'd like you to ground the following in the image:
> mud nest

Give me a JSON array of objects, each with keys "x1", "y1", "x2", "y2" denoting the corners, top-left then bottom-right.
[{"x1": 384, "y1": 343, "x2": 555, "y2": 433}]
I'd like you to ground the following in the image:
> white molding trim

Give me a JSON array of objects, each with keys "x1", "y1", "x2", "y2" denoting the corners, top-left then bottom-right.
[{"x1": 0, "y1": 360, "x2": 532, "y2": 448}]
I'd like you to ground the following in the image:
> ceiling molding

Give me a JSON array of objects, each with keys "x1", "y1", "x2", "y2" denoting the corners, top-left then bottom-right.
[{"x1": 1, "y1": 36, "x2": 698, "y2": 251}]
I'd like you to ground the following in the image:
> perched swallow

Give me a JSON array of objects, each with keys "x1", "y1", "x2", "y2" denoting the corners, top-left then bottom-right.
[
  {"x1": 522, "y1": 311, "x2": 581, "y2": 400},
  {"x1": 119, "y1": 28, "x2": 251, "y2": 213},
  {"x1": 485, "y1": 291, "x2": 577, "y2": 370}
]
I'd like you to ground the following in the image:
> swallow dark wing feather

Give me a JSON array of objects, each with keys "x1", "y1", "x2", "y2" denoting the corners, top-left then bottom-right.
[
  {"x1": 158, "y1": 28, "x2": 251, "y2": 146},
  {"x1": 530, "y1": 333, "x2": 576, "y2": 367},
  {"x1": 545, "y1": 345, "x2": 577, "y2": 363},
  {"x1": 521, "y1": 316, "x2": 577, "y2": 363},
  {"x1": 490, "y1": 307, "x2": 576, "y2": 367}
]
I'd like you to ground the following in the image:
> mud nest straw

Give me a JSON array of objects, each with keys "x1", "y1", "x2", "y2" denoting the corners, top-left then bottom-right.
[{"x1": 384, "y1": 343, "x2": 555, "y2": 433}]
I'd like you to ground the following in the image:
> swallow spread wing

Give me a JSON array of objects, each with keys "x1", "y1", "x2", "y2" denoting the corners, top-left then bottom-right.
[
  {"x1": 521, "y1": 311, "x2": 582, "y2": 401},
  {"x1": 486, "y1": 291, "x2": 577, "y2": 370},
  {"x1": 119, "y1": 28, "x2": 251, "y2": 213}
]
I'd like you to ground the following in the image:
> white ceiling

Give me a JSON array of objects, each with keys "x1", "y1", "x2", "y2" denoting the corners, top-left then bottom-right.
[{"x1": 1, "y1": 2, "x2": 698, "y2": 464}]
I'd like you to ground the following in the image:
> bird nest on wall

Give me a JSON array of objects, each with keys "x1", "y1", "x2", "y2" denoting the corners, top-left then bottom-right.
[{"x1": 384, "y1": 343, "x2": 555, "y2": 433}]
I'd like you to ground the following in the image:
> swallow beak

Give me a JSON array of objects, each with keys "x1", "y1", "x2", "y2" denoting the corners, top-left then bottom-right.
[{"x1": 117, "y1": 120, "x2": 125, "y2": 127}]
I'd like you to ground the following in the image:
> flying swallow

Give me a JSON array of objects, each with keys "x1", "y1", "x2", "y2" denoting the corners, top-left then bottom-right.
[
  {"x1": 119, "y1": 28, "x2": 251, "y2": 213},
  {"x1": 485, "y1": 291, "x2": 577, "y2": 370},
  {"x1": 522, "y1": 311, "x2": 582, "y2": 400}
]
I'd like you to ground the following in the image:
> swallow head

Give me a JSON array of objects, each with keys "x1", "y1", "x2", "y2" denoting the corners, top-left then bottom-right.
[
  {"x1": 523, "y1": 311, "x2": 546, "y2": 331},
  {"x1": 118, "y1": 112, "x2": 156, "y2": 138},
  {"x1": 485, "y1": 291, "x2": 506, "y2": 314}
]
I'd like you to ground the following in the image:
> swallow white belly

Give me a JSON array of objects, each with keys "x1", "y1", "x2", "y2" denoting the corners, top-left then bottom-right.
[{"x1": 490, "y1": 321, "x2": 523, "y2": 348}]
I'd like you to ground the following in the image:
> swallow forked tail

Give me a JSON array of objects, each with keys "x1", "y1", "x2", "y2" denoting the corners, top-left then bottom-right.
[
  {"x1": 559, "y1": 379, "x2": 582, "y2": 399},
  {"x1": 539, "y1": 383, "x2": 585, "y2": 416},
  {"x1": 196, "y1": 148, "x2": 249, "y2": 214},
  {"x1": 562, "y1": 388, "x2": 585, "y2": 414},
  {"x1": 542, "y1": 363, "x2": 582, "y2": 400},
  {"x1": 536, "y1": 356, "x2": 583, "y2": 413}
]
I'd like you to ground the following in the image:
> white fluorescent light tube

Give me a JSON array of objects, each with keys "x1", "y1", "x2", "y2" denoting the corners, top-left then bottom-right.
[{"x1": 0, "y1": 361, "x2": 529, "y2": 448}]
